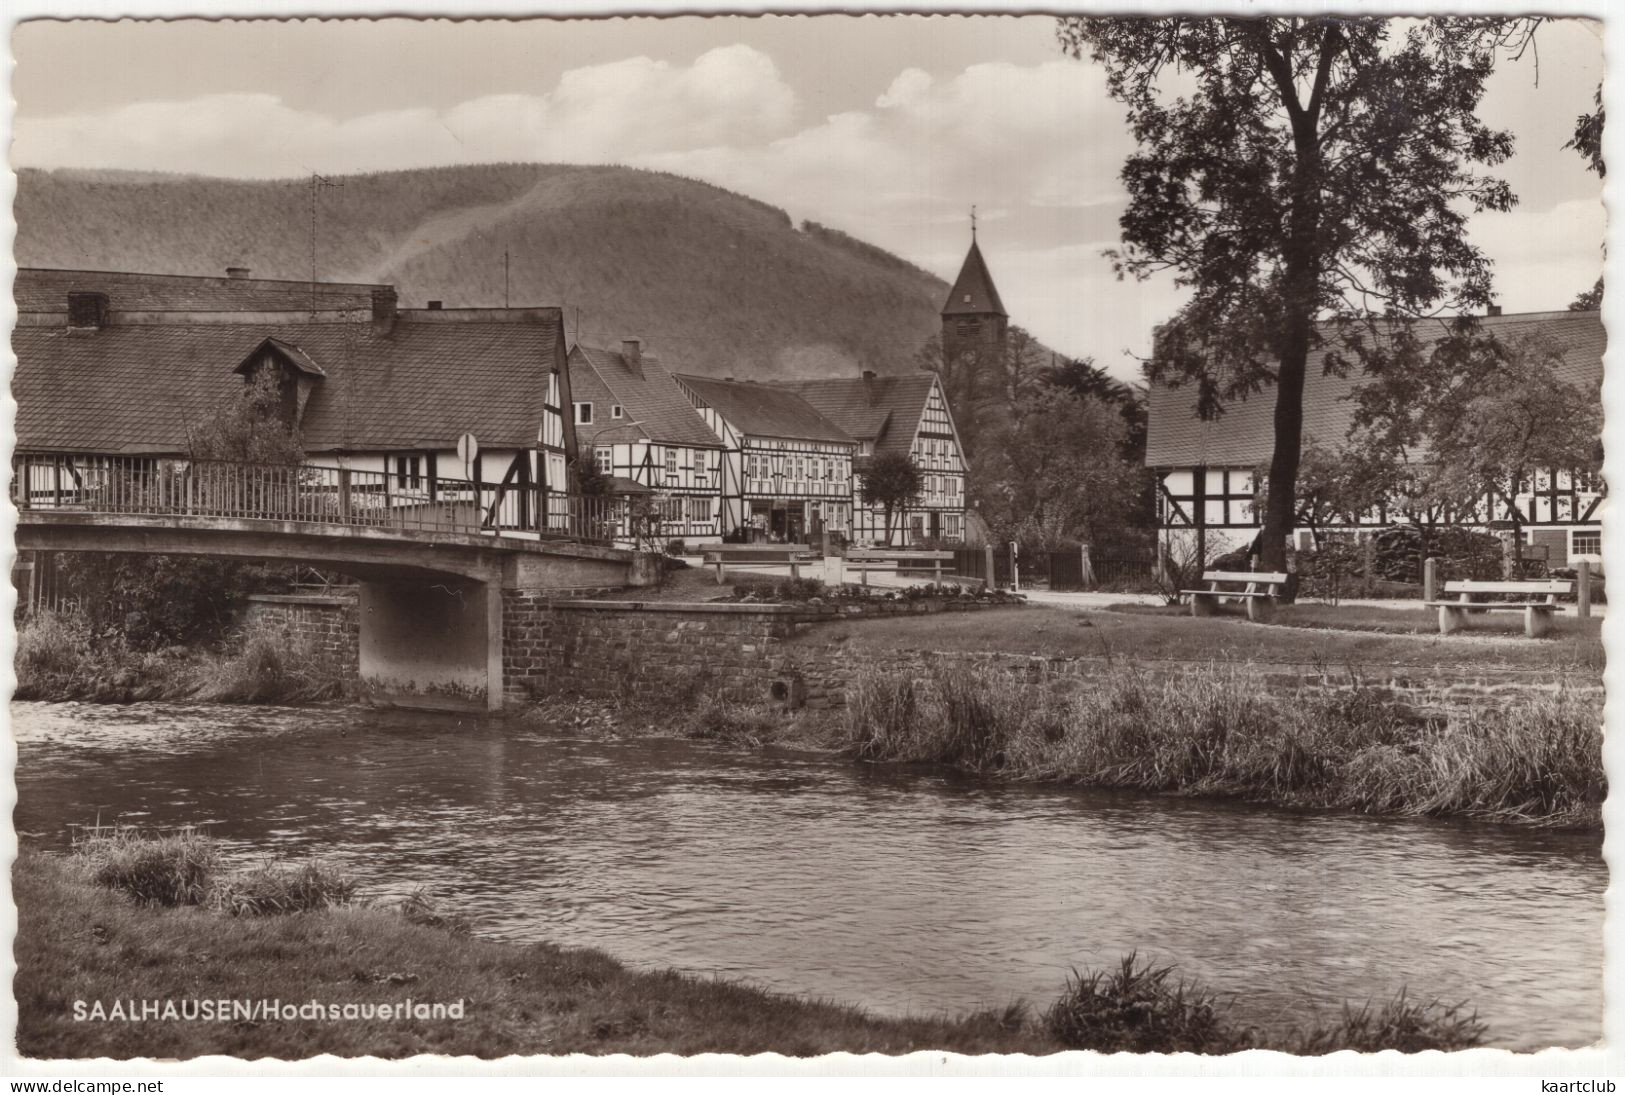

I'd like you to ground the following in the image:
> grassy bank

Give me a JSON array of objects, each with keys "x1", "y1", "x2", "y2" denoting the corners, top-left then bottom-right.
[
  {"x1": 15, "y1": 842, "x2": 1487, "y2": 1058},
  {"x1": 14, "y1": 610, "x2": 343, "y2": 705},
  {"x1": 841, "y1": 663, "x2": 1603, "y2": 828},
  {"x1": 801, "y1": 604, "x2": 1604, "y2": 674}
]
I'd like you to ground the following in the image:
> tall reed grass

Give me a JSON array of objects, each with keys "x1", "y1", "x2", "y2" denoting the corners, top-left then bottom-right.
[
  {"x1": 842, "y1": 663, "x2": 1603, "y2": 827},
  {"x1": 190, "y1": 625, "x2": 341, "y2": 704},
  {"x1": 71, "y1": 824, "x2": 221, "y2": 906},
  {"x1": 15, "y1": 611, "x2": 343, "y2": 705},
  {"x1": 71, "y1": 826, "x2": 360, "y2": 914},
  {"x1": 1044, "y1": 953, "x2": 1485, "y2": 1054}
]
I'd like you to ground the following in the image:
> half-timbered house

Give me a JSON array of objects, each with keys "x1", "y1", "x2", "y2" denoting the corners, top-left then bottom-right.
[
  {"x1": 1144, "y1": 309, "x2": 1604, "y2": 567},
  {"x1": 776, "y1": 371, "x2": 969, "y2": 545},
  {"x1": 568, "y1": 341, "x2": 727, "y2": 543},
  {"x1": 14, "y1": 270, "x2": 577, "y2": 528},
  {"x1": 673, "y1": 375, "x2": 857, "y2": 543}
]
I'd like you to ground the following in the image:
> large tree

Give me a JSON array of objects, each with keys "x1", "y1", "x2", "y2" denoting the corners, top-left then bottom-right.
[
  {"x1": 859, "y1": 450, "x2": 924, "y2": 544},
  {"x1": 1058, "y1": 16, "x2": 1535, "y2": 570}
]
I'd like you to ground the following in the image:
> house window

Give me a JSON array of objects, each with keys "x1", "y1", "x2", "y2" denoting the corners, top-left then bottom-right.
[
  {"x1": 612, "y1": 405, "x2": 623, "y2": 420},
  {"x1": 695, "y1": 451, "x2": 708, "y2": 478},
  {"x1": 666, "y1": 448, "x2": 678, "y2": 478},
  {"x1": 394, "y1": 455, "x2": 422, "y2": 489},
  {"x1": 574, "y1": 402, "x2": 593, "y2": 425},
  {"x1": 1573, "y1": 532, "x2": 1602, "y2": 556},
  {"x1": 595, "y1": 447, "x2": 612, "y2": 475}
]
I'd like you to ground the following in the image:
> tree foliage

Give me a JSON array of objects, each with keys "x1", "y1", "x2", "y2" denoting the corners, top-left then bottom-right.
[
  {"x1": 978, "y1": 384, "x2": 1147, "y2": 551},
  {"x1": 1567, "y1": 84, "x2": 1604, "y2": 311},
  {"x1": 1058, "y1": 16, "x2": 1537, "y2": 569},
  {"x1": 1420, "y1": 331, "x2": 1601, "y2": 550},
  {"x1": 860, "y1": 451, "x2": 924, "y2": 543},
  {"x1": 187, "y1": 365, "x2": 306, "y2": 464}
]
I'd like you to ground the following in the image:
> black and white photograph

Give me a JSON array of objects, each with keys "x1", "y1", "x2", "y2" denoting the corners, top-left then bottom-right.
[{"x1": 2, "y1": 5, "x2": 1615, "y2": 1077}]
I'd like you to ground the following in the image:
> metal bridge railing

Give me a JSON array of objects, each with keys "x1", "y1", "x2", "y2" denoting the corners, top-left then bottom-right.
[{"x1": 11, "y1": 454, "x2": 620, "y2": 545}]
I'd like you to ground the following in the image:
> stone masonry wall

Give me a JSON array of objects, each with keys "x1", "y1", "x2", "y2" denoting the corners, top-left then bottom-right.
[
  {"x1": 771, "y1": 643, "x2": 1600, "y2": 712},
  {"x1": 243, "y1": 594, "x2": 359, "y2": 679},
  {"x1": 499, "y1": 596, "x2": 998, "y2": 706},
  {"x1": 501, "y1": 595, "x2": 1595, "y2": 712}
]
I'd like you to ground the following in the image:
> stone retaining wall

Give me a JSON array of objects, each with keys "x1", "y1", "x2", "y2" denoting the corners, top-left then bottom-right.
[
  {"x1": 243, "y1": 594, "x2": 360, "y2": 680},
  {"x1": 499, "y1": 596, "x2": 1000, "y2": 705},
  {"x1": 770, "y1": 642, "x2": 1598, "y2": 712}
]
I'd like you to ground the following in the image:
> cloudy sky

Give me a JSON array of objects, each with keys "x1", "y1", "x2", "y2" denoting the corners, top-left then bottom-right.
[{"x1": 11, "y1": 16, "x2": 1606, "y2": 378}]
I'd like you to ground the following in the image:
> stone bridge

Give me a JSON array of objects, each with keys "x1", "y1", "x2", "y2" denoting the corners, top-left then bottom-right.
[{"x1": 13, "y1": 456, "x2": 653, "y2": 710}]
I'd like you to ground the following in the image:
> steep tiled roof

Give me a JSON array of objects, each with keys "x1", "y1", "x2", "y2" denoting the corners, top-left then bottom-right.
[
  {"x1": 942, "y1": 239, "x2": 1006, "y2": 317},
  {"x1": 16, "y1": 266, "x2": 386, "y2": 314},
  {"x1": 674, "y1": 375, "x2": 853, "y2": 445},
  {"x1": 1145, "y1": 310, "x2": 1605, "y2": 467},
  {"x1": 15, "y1": 311, "x2": 565, "y2": 454},
  {"x1": 570, "y1": 345, "x2": 723, "y2": 449},
  {"x1": 775, "y1": 373, "x2": 938, "y2": 460}
]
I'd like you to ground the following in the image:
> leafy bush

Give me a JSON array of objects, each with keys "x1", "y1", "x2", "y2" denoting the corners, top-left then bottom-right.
[
  {"x1": 72, "y1": 825, "x2": 220, "y2": 907},
  {"x1": 53, "y1": 551, "x2": 297, "y2": 650}
]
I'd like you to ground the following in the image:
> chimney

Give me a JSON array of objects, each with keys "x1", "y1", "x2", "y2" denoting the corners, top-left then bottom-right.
[
  {"x1": 427, "y1": 300, "x2": 443, "y2": 310},
  {"x1": 1487, "y1": 304, "x2": 1503, "y2": 317},
  {"x1": 225, "y1": 266, "x2": 251, "y2": 279},
  {"x1": 371, "y1": 286, "x2": 398, "y2": 323},
  {"x1": 621, "y1": 339, "x2": 643, "y2": 377},
  {"x1": 66, "y1": 291, "x2": 110, "y2": 331},
  {"x1": 861, "y1": 368, "x2": 877, "y2": 405}
]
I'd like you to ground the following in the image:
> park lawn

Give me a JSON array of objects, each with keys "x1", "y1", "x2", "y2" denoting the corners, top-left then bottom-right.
[
  {"x1": 797, "y1": 604, "x2": 1602, "y2": 675},
  {"x1": 13, "y1": 854, "x2": 1054, "y2": 1059}
]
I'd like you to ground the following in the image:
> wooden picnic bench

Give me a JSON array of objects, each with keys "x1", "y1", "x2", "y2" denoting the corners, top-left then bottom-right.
[
  {"x1": 703, "y1": 548, "x2": 820, "y2": 584},
  {"x1": 1181, "y1": 570, "x2": 1290, "y2": 622},
  {"x1": 1423, "y1": 579, "x2": 1572, "y2": 638},
  {"x1": 843, "y1": 548, "x2": 959, "y2": 586}
]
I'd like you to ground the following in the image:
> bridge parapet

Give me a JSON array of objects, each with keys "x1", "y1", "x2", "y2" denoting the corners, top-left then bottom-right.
[{"x1": 12, "y1": 452, "x2": 620, "y2": 546}]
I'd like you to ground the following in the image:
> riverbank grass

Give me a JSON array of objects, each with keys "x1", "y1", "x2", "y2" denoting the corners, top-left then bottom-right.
[
  {"x1": 14, "y1": 853, "x2": 1052, "y2": 1058},
  {"x1": 843, "y1": 663, "x2": 1603, "y2": 828},
  {"x1": 16, "y1": 841, "x2": 1491, "y2": 1058},
  {"x1": 804, "y1": 604, "x2": 1603, "y2": 673}
]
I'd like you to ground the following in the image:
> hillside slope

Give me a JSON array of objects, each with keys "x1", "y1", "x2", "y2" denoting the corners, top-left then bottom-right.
[{"x1": 15, "y1": 164, "x2": 949, "y2": 379}]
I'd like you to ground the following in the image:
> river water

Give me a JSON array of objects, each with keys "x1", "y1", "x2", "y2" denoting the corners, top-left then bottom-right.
[{"x1": 12, "y1": 701, "x2": 1605, "y2": 1049}]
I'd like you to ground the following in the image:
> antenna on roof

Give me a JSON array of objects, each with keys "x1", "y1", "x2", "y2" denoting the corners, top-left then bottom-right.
[
  {"x1": 504, "y1": 249, "x2": 511, "y2": 309},
  {"x1": 308, "y1": 172, "x2": 344, "y2": 317}
]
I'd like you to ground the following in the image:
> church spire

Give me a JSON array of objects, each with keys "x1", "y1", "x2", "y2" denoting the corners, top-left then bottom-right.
[
  {"x1": 940, "y1": 219, "x2": 1009, "y2": 364},
  {"x1": 942, "y1": 221, "x2": 1007, "y2": 319}
]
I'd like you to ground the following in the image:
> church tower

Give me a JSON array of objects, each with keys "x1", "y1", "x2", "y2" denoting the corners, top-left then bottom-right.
[{"x1": 941, "y1": 215, "x2": 1008, "y2": 365}]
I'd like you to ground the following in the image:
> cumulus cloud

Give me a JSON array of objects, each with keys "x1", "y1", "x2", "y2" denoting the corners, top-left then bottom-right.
[
  {"x1": 10, "y1": 41, "x2": 1602, "y2": 364},
  {"x1": 13, "y1": 45, "x2": 798, "y2": 175}
]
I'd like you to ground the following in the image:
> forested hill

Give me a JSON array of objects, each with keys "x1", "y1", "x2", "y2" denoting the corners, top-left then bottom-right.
[{"x1": 15, "y1": 164, "x2": 951, "y2": 379}]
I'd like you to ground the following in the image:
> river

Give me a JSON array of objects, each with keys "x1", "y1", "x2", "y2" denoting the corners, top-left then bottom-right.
[{"x1": 12, "y1": 701, "x2": 1605, "y2": 1050}]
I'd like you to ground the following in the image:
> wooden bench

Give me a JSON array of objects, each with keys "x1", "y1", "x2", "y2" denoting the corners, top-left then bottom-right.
[
  {"x1": 1181, "y1": 570, "x2": 1290, "y2": 622},
  {"x1": 844, "y1": 549, "x2": 958, "y2": 586},
  {"x1": 1423, "y1": 579, "x2": 1572, "y2": 638},
  {"x1": 704, "y1": 549, "x2": 820, "y2": 584}
]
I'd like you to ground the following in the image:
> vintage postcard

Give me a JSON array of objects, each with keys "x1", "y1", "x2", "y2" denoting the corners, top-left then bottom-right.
[{"x1": 3, "y1": 5, "x2": 1614, "y2": 1081}]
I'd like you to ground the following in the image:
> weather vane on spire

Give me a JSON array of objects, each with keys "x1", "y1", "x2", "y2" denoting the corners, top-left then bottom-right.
[{"x1": 970, "y1": 204, "x2": 977, "y2": 239}]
